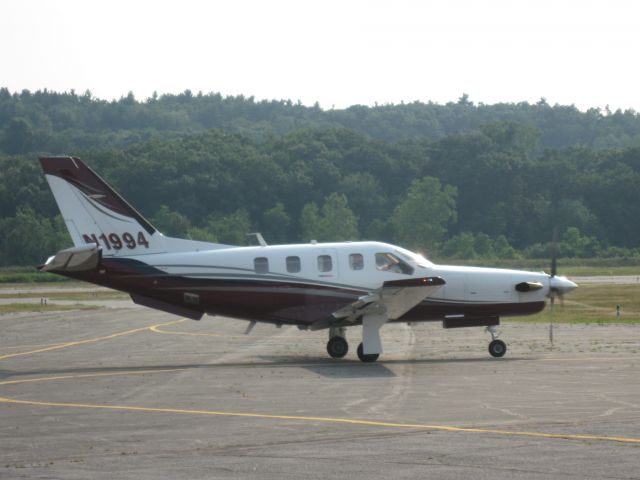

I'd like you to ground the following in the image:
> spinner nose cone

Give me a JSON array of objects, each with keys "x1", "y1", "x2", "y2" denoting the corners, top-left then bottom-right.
[{"x1": 550, "y1": 275, "x2": 578, "y2": 295}]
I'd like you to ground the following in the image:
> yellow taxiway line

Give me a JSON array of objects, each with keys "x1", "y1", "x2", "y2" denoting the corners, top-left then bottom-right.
[
  {"x1": 0, "y1": 369, "x2": 187, "y2": 387},
  {"x1": 1, "y1": 369, "x2": 639, "y2": 445},
  {"x1": 0, "y1": 319, "x2": 186, "y2": 361},
  {"x1": 0, "y1": 393, "x2": 639, "y2": 445},
  {"x1": 3, "y1": 317, "x2": 640, "y2": 446},
  {"x1": 149, "y1": 324, "x2": 253, "y2": 338}
]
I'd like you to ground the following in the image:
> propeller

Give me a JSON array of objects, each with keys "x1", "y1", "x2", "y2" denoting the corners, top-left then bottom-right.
[
  {"x1": 551, "y1": 227, "x2": 558, "y2": 278},
  {"x1": 548, "y1": 227, "x2": 558, "y2": 346},
  {"x1": 546, "y1": 227, "x2": 578, "y2": 346}
]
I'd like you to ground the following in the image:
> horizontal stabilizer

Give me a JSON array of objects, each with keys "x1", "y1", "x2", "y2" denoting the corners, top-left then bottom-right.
[{"x1": 39, "y1": 244, "x2": 101, "y2": 272}]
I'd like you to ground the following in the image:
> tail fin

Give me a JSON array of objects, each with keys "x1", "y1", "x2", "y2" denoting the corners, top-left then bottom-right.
[{"x1": 40, "y1": 156, "x2": 225, "y2": 256}]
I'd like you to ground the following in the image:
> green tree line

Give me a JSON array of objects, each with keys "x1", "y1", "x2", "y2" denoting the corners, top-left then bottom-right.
[
  {"x1": 2, "y1": 122, "x2": 640, "y2": 266},
  {"x1": 3, "y1": 88, "x2": 640, "y2": 157}
]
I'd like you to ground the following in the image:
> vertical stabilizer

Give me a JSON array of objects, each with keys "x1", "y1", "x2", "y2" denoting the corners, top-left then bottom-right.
[{"x1": 40, "y1": 156, "x2": 225, "y2": 256}]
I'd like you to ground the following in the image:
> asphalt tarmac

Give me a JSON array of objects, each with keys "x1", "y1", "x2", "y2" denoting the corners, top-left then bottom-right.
[{"x1": 1, "y1": 300, "x2": 640, "y2": 479}]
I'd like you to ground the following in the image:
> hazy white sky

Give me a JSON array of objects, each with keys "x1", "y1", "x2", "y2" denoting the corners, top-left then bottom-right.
[{"x1": 2, "y1": 0, "x2": 639, "y2": 111}]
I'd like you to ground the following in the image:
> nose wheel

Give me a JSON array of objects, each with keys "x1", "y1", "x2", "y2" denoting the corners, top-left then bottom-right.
[
  {"x1": 488, "y1": 339, "x2": 507, "y2": 357},
  {"x1": 486, "y1": 325, "x2": 507, "y2": 358}
]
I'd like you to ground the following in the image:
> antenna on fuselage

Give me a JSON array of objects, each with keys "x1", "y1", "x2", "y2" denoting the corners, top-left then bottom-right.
[{"x1": 247, "y1": 233, "x2": 268, "y2": 247}]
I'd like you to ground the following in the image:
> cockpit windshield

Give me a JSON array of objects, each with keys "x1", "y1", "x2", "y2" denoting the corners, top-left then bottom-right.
[
  {"x1": 375, "y1": 252, "x2": 414, "y2": 275},
  {"x1": 394, "y1": 247, "x2": 434, "y2": 269}
]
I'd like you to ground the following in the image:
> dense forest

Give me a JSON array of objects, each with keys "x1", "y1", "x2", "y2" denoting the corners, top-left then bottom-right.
[
  {"x1": 3, "y1": 89, "x2": 640, "y2": 155},
  {"x1": 1, "y1": 88, "x2": 640, "y2": 266}
]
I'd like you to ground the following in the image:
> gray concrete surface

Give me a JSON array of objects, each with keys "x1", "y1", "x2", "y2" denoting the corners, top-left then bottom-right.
[
  {"x1": 573, "y1": 275, "x2": 640, "y2": 285},
  {"x1": 1, "y1": 302, "x2": 640, "y2": 479},
  {"x1": 0, "y1": 297, "x2": 136, "y2": 308},
  {"x1": 0, "y1": 284, "x2": 113, "y2": 294}
]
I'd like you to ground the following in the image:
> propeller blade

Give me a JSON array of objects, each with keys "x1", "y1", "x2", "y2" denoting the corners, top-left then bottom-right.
[
  {"x1": 550, "y1": 226, "x2": 558, "y2": 277},
  {"x1": 549, "y1": 295, "x2": 555, "y2": 346},
  {"x1": 545, "y1": 229, "x2": 577, "y2": 347}
]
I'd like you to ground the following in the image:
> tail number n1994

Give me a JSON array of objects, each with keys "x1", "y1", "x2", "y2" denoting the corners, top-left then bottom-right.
[{"x1": 82, "y1": 232, "x2": 150, "y2": 250}]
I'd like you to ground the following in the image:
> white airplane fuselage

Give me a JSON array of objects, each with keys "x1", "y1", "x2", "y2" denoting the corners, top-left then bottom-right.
[
  {"x1": 66, "y1": 240, "x2": 555, "y2": 326},
  {"x1": 38, "y1": 156, "x2": 577, "y2": 362}
]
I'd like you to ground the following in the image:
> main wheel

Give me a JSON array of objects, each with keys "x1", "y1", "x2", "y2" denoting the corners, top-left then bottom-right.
[
  {"x1": 357, "y1": 342, "x2": 379, "y2": 363},
  {"x1": 488, "y1": 339, "x2": 507, "y2": 358},
  {"x1": 327, "y1": 336, "x2": 349, "y2": 358}
]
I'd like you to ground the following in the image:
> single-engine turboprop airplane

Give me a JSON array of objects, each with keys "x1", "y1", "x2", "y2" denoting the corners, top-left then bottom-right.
[{"x1": 39, "y1": 157, "x2": 577, "y2": 362}]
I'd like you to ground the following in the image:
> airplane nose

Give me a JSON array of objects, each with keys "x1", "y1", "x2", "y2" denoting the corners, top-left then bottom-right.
[{"x1": 549, "y1": 275, "x2": 578, "y2": 295}]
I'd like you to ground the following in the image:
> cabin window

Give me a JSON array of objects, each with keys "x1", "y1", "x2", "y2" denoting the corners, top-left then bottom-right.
[
  {"x1": 349, "y1": 253, "x2": 364, "y2": 270},
  {"x1": 317, "y1": 255, "x2": 333, "y2": 272},
  {"x1": 375, "y1": 252, "x2": 414, "y2": 275},
  {"x1": 254, "y1": 257, "x2": 269, "y2": 274},
  {"x1": 286, "y1": 256, "x2": 301, "y2": 273}
]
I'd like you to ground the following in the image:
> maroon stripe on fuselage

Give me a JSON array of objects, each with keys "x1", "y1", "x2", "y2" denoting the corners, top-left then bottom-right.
[
  {"x1": 60, "y1": 258, "x2": 366, "y2": 324},
  {"x1": 56, "y1": 257, "x2": 546, "y2": 327},
  {"x1": 400, "y1": 299, "x2": 546, "y2": 322}
]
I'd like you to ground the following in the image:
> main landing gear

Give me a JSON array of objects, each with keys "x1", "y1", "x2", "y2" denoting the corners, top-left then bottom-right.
[
  {"x1": 327, "y1": 322, "x2": 383, "y2": 363},
  {"x1": 326, "y1": 336, "x2": 380, "y2": 362},
  {"x1": 356, "y1": 343, "x2": 379, "y2": 363},
  {"x1": 486, "y1": 325, "x2": 507, "y2": 358}
]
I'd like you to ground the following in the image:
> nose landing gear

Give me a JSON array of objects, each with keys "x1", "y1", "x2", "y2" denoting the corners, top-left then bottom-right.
[
  {"x1": 486, "y1": 325, "x2": 507, "y2": 358},
  {"x1": 488, "y1": 339, "x2": 507, "y2": 357}
]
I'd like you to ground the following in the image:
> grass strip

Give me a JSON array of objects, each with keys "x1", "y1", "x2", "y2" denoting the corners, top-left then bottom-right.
[{"x1": 0, "y1": 303, "x2": 101, "y2": 314}]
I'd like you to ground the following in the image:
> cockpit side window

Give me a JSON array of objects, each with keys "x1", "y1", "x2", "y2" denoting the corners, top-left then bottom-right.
[{"x1": 375, "y1": 252, "x2": 414, "y2": 275}]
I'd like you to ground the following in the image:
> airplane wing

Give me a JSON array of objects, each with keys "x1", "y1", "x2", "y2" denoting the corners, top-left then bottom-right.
[{"x1": 311, "y1": 277, "x2": 445, "y2": 330}]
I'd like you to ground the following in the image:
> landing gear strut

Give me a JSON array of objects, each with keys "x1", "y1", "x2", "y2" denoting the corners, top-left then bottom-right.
[
  {"x1": 358, "y1": 313, "x2": 385, "y2": 363},
  {"x1": 486, "y1": 325, "x2": 507, "y2": 358},
  {"x1": 326, "y1": 316, "x2": 386, "y2": 362},
  {"x1": 327, "y1": 326, "x2": 348, "y2": 358}
]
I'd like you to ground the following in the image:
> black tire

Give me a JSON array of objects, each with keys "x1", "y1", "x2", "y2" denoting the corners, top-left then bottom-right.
[
  {"x1": 327, "y1": 336, "x2": 349, "y2": 358},
  {"x1": 357, "y1": 342, "x2": 379, "y2": 363},
  {"x1": 488, "y1": 339, "x2": 507, "y2": 358}
]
